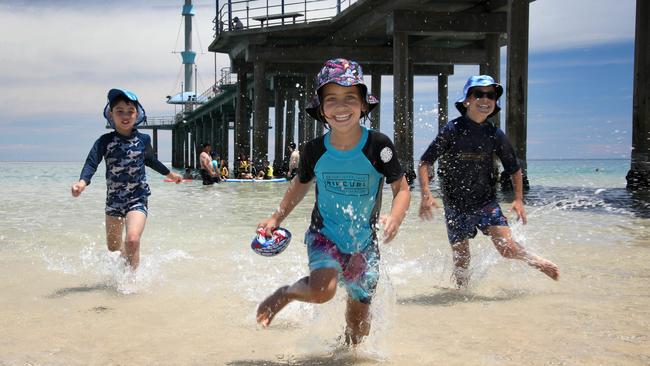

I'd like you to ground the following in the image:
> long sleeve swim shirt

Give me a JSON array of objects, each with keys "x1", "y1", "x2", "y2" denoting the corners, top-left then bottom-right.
[
  {"x1": 79, "y1": 130, "x2": 170, "y2": 201},
  {"x1": 420, "y1": 115, "x2": 520, "y2": 211}
]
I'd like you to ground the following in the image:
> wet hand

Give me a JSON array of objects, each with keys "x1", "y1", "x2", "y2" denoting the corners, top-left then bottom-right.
[
  {"x1": 257, "y1": 217, "x2": 279, "y2": 237},
  {"x1": 418, "y1": 195, "x2": 439, "y2": 220},
  {"x1": 379, "y1": 214, "x2": 402, "y2": 243},
  {"x1": 71, "y1": 181, "x2": 86, "y2": 197},
  {"x1": 510, "y1": 199, "x2": 527, "y2": 225},
  {"x1": 168, "y1": 172, "x2": 183, "y2": 184}
]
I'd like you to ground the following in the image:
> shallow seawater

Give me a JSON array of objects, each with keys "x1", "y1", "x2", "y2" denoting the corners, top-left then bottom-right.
[{"x1": 0, "y1": 160, "x2": 648, "y2": 365}]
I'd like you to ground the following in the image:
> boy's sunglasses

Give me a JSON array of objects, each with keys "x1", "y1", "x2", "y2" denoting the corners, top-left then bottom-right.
[{"x1": 470, "y1": 90, "x2": 498, "y2": 100}]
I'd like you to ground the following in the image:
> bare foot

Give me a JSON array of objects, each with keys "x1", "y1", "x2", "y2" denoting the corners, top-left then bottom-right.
[
  {"x1": 451, "y1": 267, "x2": 470, "y2": 289},
  {"x1": 527, "y1": 255, "x2": 560, "y2": 281},
  {"x1": 256, "y1": 286, "x2": 291, "y2": 327}
]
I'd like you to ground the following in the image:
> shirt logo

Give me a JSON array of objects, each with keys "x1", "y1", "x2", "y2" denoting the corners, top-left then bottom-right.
[
  {"x1": 322, "y1": 173, "x2": 369, "y2": 196},
  {"x1": 380, "y1": 147, "x2": 393, "y2": 163}
]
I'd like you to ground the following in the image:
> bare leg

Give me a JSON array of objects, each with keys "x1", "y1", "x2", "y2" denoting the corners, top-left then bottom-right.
[
  {"x1": 123, "y1": 210, "x2": 147, "y2": 270},
  {"x1": 451, "y1": 240, "x2": 471, "y2": 288},
  {"x1": 487, "y1": 226, "x2": 559, "y2": 281},
  {"x1": 105, "y1": 215, "x2": 124, "y2": 252},
  {"x1": 257, "y1": 267, "x2": 338, "y2": 327},
  {"x1": 345, "y1": 297, "x2": 371, "y2": 346}
]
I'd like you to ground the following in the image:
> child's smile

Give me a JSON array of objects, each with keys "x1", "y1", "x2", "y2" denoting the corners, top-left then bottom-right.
[{"x1": 110, "y1": 101, "x2": 138, "y2": 134}]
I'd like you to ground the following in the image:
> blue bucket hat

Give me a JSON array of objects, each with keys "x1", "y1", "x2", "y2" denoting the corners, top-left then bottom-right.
[
  {"x1": 103, "y1": 88, "x2": 147, "y2": 128},
  {"x1": 305, "y1": 58, "x2": 379, "y2": 122},
  {"x1": 455, "y1": 75, "x2": 503, "y2": 118}
]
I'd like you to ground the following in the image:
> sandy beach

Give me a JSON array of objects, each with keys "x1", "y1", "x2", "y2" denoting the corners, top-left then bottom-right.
[{"x1": 1, "y1": 161, "x2": 649, "y2": 365}]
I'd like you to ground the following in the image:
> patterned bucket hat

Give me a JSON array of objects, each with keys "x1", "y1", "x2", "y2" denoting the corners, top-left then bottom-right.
[
  {"x1": 103, "y1": 88, "x2": 147, "y2": 128},
  {"x1": 454, "y1": 75, "x2": 503, "y2": 118},
  {"x1": 305, "y1": 58, "x2": 379, "y2": 122}
]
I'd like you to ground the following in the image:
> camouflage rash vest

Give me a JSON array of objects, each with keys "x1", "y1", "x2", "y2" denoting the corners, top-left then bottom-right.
[{"x1": 79, "y1": 130, "x2": 170, "y2": 205}]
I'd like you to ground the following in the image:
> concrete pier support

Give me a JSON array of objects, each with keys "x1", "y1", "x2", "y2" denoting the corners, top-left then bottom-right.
[
  {"x1": 285, "y1": 94, "x2": 296, "y2": 151},
  {"x1": 235, "y1": 71, "x2": 249, "y2": 158},
  {"x1": 252, "y1": 61, "x2": 269, "y2": 168},
  {"x1": 273, "y1": 77, "x2": 285, "y2": 174},
  {"x1": 437, "y1": 73, "x2": 448, "y2": 131},
  {"x1": 626, "y1": 0, "x2": 650, "y2": 191},
  {"x1": 506, "y1": 0, "x2": 530, "y2": 190},
  {"x1": 152, "y1": 128, "x2": 159, "y2": 158},
  {"x1": 304, "y1": 75, "x2": 316, "y2": 141},
  {"x1": 393, "y1": 31, "x2": 415, "y2": 184},
  {"x1": 371, "y1": 73, "x2": 381, "y2": 130},
  {"x1": 481, "y1": 33, "x2": 501, "y2": 128},
  {"x1": 298, "y1": 96, "x2": 307, "y2": 146}
]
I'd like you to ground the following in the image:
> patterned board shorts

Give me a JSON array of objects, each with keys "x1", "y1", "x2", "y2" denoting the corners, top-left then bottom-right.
[
  {"x1": 105, "y1": 196, "x2": 148, "y2": 218},
  {"x1": 304, "y1": 229, "x2": 380, "y2": 305},
  {"x1": 444, "y1": 200, "x2": 508, "y2": 244}
]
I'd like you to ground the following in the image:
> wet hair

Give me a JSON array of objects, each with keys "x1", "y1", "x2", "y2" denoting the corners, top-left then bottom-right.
[{"x1": 109, "y1": 94, "x2": 137, "y2": 110}]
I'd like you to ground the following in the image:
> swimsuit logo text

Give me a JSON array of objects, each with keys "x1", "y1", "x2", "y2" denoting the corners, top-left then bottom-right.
[{"x1": 322, "y1": 173, "x2": 369, "y2": 196}]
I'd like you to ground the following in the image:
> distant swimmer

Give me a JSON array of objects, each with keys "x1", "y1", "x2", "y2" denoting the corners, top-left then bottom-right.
[
  {"x1": 417, "y1": 75, "x2": 559, "y2": 288},
  {"x1": 255, "y1": 59, "x2": 411, "y2": 346},
  {"x1": 71, "y1": 88, "x2": 182, "y2": 270}
]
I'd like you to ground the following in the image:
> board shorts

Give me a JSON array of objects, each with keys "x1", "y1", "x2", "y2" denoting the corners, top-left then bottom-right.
[
  {"x1": 200, "y1": 169, "x2": 221, "y2": 185},
  {"x1": 304, "y1": 229, "x2": 380, "y2": 305},
  {"x1": 443, "y1": 199, "x2": 508, "y2": 244},
  {"x1": 105, "y1": 196, "x2": 148, "y2": 218}
]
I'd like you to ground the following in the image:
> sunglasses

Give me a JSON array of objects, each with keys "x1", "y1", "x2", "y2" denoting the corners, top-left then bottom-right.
[{"x1": 470, "y1": 90, "x2": 498, "y2": 100}]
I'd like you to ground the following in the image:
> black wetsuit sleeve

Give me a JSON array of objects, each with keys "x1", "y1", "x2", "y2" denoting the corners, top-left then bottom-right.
[
  {"x1": 420, "y1": 122, "x2": 454, "y2": 164},
  {"x1": 298, "y1": 137, "x2": 326, "y2": 184},
  {"x1": 494, "y1": 129, "x2": 520, "y2": 175},
  {"x1": 143, "y1": 135, "x2": 171, "y2": 176},
  {"x1": 366, "y1": 131, "x2": 404, "y2": 184},
  {"x1": 79, "y1": 135, "x2": 108, "y2": 185}
]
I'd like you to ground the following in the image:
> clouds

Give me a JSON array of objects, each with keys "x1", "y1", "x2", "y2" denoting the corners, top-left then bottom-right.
[
  {"x1": 0, "y1": 0, "x2": 638, "y2": 161},
  {"x1": 529, "y1": 0, "x2": 635, "y2": 51},
  {"x1": 0, "y1": 0, "x2": 224, "y2": 119}
]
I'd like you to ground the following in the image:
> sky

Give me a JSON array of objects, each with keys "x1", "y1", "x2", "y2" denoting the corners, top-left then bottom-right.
[{"x1": 0, "y1": 0, "x2": 638, "y2": 162}]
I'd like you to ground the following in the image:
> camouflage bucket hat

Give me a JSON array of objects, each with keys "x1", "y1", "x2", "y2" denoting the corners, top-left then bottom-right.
[
  {"x1": 454, "y1": 75, "x2": 503, "y2": 118},
  {"x1": 305, "y1": 58, "x2": 379, "y2": 122}
]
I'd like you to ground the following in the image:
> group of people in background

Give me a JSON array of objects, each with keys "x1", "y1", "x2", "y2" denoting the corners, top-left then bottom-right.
[{"x1": 71, "y1": 58, "x2": 559, "y2": 348}]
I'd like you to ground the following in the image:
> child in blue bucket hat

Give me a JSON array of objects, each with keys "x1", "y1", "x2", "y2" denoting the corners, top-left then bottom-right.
[
  {"x1": 71, "y1": 88, "x2": 182, "y2": 270},
  {"x1": 256, "y1": 58, "x2": 411, "y2": 346},
  {"x1": 417, "y1": 75, "x2": 559, "y2": 288}
]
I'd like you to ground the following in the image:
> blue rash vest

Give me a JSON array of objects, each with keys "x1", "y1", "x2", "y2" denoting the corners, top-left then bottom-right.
[
  {"x1": 298, "y1": 126, "x2": 404, "y2": 253},
  {"x1": 420, "y1": 115, "x2": 520, "y2": 211},
  {"x1": 79, "y1": 130, "x2": 170, "y2": 206}
]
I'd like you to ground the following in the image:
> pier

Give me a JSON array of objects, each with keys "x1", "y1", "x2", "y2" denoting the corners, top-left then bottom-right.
[{"x1": 138, "y1": 0, "x2": 649, "y2": 190}]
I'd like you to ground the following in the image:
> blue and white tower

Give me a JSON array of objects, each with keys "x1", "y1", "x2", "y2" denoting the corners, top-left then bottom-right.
[{"x1": 181, "y1": 0, "x2": 196, "y2": 94}]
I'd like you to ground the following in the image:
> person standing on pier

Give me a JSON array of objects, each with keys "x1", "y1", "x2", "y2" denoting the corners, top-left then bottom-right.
[
  {"x1": 417, "y1": 75, "x2": 559, "y2": 288},
  {"x1": 255, "y1": 58, "x2": 411, "y2": 346},
  {"x1": 71, "y1": 88, "x2": 182, "y2": 270}
]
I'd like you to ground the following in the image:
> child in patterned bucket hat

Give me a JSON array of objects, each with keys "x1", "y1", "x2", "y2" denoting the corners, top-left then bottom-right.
[
  {"x1": 305, "y1": 58, "x2": 379, "y2": 126},
  {"x1": 255, "y1": 58, "x2": 411, "y2": 346}
]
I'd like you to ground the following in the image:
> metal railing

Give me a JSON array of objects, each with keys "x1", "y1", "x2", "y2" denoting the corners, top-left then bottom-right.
[
  {"x1": 212, "y1": 0, "x2": 357, "y2": 36},
  {"x1": 146, "y1": 116, "x2": 177, "y2": 126},
  {"x1": 195, "y1": 67, "x2": 236, "y2": 104}
]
